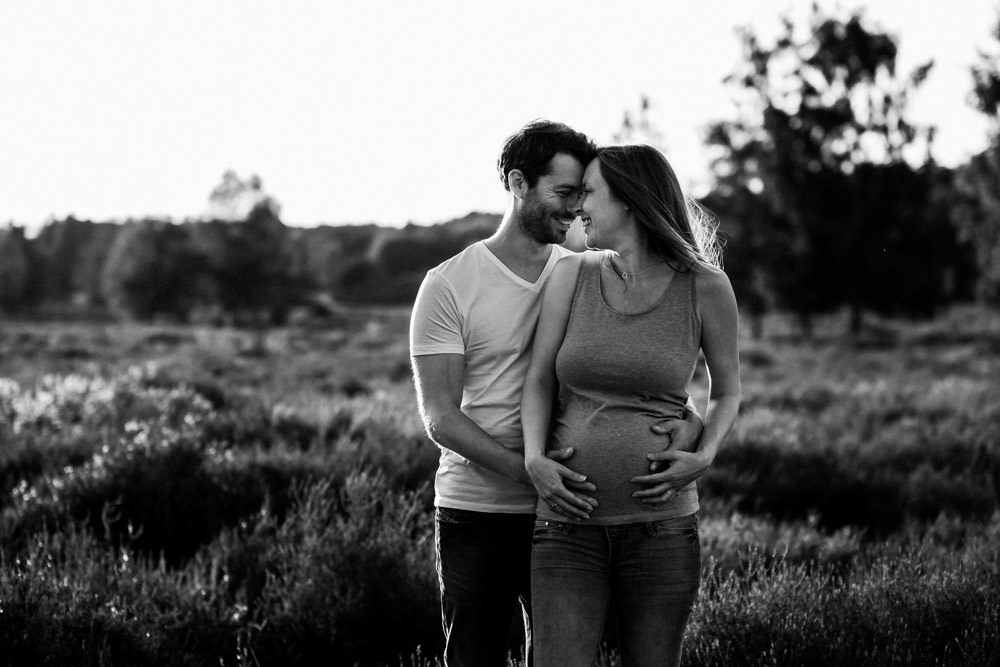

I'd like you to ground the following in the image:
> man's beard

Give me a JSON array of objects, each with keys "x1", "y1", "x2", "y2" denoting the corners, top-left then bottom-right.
[{"x1": 519, "y1": 197, "x2": 567, "y2": 245}]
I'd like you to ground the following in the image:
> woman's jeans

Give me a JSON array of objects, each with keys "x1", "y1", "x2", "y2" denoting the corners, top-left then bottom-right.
[{"x1": 530, "y1": 514, "x2": 700, "y2": 667}]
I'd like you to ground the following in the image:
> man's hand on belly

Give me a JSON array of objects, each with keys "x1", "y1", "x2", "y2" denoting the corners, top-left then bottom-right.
[{"x1": 648, "y1": 412, "x2": 704, "y2": 472}]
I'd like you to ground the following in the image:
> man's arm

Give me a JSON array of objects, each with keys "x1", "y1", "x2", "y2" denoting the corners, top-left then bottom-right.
[
  {"x1": 647, "y1": 400, "x2": 705, "y2": 472},
  {"x1": 412, "y1": 353, "x2": 531, "y2": 485}
]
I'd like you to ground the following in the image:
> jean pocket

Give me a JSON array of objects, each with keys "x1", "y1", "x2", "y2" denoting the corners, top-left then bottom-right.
[
  {"x1": 436, "y1": 507, "x2": 484, "y2": 526},
  {"x1": 532, "y1": 519, "x2": 574, "y2": 539},
  {"x1": 645, "y1": 513, "x2": 699, "y2": 538}
]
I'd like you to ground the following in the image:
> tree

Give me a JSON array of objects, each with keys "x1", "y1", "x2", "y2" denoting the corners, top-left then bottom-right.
[
  {"x1": 0, "y1": 225, "x2": 31, "y2": 313},
  {"x1": 30, "y1": 216, "x2": 95, "y2": 303},
  {"x1": 101, "y1": 220, "x2": 207, "y2": 321},
  {"x1": 205, "y1": 170, "x2": 279, "y2": 221},
  {"x1": 613, "y1": 95, "x2": 667, "y2": 151},
  {"x1": 191, "y1": 200, "x2": 299, "y2": 325},
  {"x1": 952, "y1": 14, "x2": 1000, "y2": 303},
  {"x1": 707, "y1": 4, "x2": 956, "y2": 334}
]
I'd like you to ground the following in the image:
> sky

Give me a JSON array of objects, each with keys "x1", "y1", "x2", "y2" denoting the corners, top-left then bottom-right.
[{"x1": 1, "y1": 0, "x2": 997, "y2": 233}]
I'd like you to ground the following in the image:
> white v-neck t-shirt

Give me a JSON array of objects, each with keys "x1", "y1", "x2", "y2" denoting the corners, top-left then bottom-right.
[{"x1": 410, "y1": 240, "x2": 573, "y2": 513}]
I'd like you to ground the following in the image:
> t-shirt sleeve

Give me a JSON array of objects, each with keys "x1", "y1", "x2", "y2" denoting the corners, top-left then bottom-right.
[{"x1": 410, "y1": 271, "x2": 465, "y2": 356}]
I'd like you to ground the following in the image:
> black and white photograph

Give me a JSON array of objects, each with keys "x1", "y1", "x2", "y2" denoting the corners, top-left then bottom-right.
[{"x1": 1, "y1": 1, "x2": 998, "y2": 665}]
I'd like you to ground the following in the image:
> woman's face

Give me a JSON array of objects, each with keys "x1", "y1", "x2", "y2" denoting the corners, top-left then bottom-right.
[{"x1": 578, "y1": 159, "x2": 629, "y2": 249}]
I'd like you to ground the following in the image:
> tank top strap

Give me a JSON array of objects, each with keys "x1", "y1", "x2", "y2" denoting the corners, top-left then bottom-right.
[
  {"x1": 568, "y1": 251, "x2": 600, "y2": 300},
  {"x1": 670, "y1": 264, "x2": 695, "y2": 306},
  {"x1": 565, "y1": 251, "x2": 603, "y2": 326}
]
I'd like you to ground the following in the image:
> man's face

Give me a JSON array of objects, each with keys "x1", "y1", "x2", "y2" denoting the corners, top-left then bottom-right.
[{"x1": 519, "y1": 152, "x2": 584, "y2": 245}]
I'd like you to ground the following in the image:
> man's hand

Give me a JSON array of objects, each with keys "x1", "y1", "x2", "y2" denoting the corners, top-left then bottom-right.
[
  {"x1": 648, "y1": 410, "x2": 704, "y2": 472},
  {"x1": 630, "y1": 449, "x2": 711, "y2": 506},
  {"x1": 526, "y1": 447, "x2": 598, "y2": 520}
]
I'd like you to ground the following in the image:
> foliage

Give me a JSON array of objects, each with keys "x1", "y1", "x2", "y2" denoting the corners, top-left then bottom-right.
[
  {"x1": 1, "y1": 304, "x2": 998, "y2": 665},
  {"x1": 205, "y1": 170, "x2": 280, "y2": 222},
  {"x1": 951, "y1": 14, "x2": 1000, "y2": 303},
  {"x1": 706, "y1": 6, "x2": 964, "y2": 333},
  {"x1": 0, "y1": 226, "x2": 32, "y2": 312},
  {"x1": 190, "y1": 205, "x2": 301, "y2": 325},
  {"x1": 101, "y1": 220, "x2": 207, "y2": 321},
  {"x1": 685, "y1": 528, "x2": 1000, "y2": 666}
]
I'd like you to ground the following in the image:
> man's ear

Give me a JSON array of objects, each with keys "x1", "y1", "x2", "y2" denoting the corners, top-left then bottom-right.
[{"x1": 507, "y1": 169, "x2": 528, "y2": 200}]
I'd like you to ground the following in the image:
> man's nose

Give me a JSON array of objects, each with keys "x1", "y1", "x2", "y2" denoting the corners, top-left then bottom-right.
[{"x1": 569, "y1": 190, "x2": 584, "y2": 212}]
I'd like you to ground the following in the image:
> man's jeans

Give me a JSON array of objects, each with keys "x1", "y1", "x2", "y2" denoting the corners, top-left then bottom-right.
[
  {"x1": 530, "y1": 514, "x2": 700, "y2": 667},
  {"x1": 435, "y1": 507, "x2": 534, "y2": 667}
]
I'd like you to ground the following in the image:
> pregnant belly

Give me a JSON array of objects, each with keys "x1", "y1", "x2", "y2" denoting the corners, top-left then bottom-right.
[{"x1": 552, "y1": 406, "x2": 682, "y2": 519}]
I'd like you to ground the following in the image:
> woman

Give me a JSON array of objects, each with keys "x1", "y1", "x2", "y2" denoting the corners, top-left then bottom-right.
[{"x1": 521, "y1": 145, "x2": 741, "y2": 666}]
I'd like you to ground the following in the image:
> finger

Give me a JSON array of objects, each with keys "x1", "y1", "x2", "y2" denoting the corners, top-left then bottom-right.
[
  {"x1": 558, "y1": 489, "x2": 595, "y2": 513},
  {"x1": 545, "y1": 447, "x2": 575, "y2": 461},
  {"x1": 549, "y1": 496, "x2": 591, "y2": 520},
  {"x1": 630, "y1": 471, "x2": 672, "y2": 484},
  {"x1": 564, "y1": 479, "x2": 598, "y2": 492},
  {"x1": 558, "y1": 467, "x2": 589, "y2": 485},
  {"x1": 632, "y1": 483, "x2": 671, "y2": 499},
  {"x1": 650, "y1": 421, "x2": 677, "y2": 435},
  {"x1": 646, "y1": 450, "x2": 681, "y2": 462},
  {"x1": 639, "y1": 490, "x2": 675, "y2": 506}
]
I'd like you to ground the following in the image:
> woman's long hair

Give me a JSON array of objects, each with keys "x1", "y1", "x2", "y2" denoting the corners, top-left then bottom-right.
[{"x1": 596, "y1": 145, "x2": 720, "y2": 269}]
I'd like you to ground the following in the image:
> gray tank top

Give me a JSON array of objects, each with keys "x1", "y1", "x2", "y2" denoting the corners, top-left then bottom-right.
[{"x1": 537, "y1": 250, "x2": 702, "y2": 524}]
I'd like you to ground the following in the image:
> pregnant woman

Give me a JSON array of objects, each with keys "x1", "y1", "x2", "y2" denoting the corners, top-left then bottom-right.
[{"x1": 521, "y1": 144, "x2": 741, "y2": 666}]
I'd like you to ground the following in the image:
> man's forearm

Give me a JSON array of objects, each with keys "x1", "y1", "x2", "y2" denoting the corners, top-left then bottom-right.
[
  {"x1": 423, "y1": 406, "x2": 529, "y2": 485},
  {"x1": 694, "y1": 393, "x2": 740, "y2": 464}
]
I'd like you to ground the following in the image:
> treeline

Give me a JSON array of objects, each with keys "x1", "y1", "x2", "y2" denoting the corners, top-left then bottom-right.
[
  {"x1": 699, "y1": 6, "x2": 1000, "y2": 335},
  {"x1": 1, "y1": 6, "x2": 999, "y2": 332},
  {"x1": 0, "y1": 209, "x2": 499, "y2": 324}
]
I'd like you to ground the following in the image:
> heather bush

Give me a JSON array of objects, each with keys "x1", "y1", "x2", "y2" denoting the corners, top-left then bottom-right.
[
  {"x1": 2, "y1": 310, "x2": 999, "y2": 665},
  {"x1": 243, "y1": 473, "x2": 441, "y2": 665},
  {"x1": 0, "y1": 525, "x2": 234, "y2": 667},
  {"x1": 0, "y1": 371, "x2": 215, "y2": 508},
  {"x1": 699, "y1": 512, "x2": 863, "y2": 576},
  {"x1": 1, "y1": 428, "x2": 342, "y2": 565},
  {"x1": 1, "y1": 473, "x2": 440, "y2": 666},
  {"x1": 685, "y1": 519, "x2": 1000, "y2": 666}
]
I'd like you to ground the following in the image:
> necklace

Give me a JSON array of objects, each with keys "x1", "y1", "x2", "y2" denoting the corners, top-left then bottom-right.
[{"x1": 607, "y1": 257, "x2": 663, "y2": 281}]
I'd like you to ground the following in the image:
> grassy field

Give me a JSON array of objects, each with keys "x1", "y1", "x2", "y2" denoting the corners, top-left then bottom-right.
[{"x1": 1, "y1": 306, "x2": 998, "y2": 666}]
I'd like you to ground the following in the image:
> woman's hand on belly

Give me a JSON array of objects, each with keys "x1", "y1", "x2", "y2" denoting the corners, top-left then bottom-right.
[
  {"x1": 630, "y1": 449, "x2": 712, "y2": 506},
  {"x1": 526, "y1": 448, "x2": 599, "y2": 520}
]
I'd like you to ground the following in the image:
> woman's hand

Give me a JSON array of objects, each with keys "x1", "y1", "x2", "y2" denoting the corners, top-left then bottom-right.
[
  {"x1": 527, "y1": 447, "x2": 598, "y2": 520},
  {"x1": 630, "y1": 449, "x2": 712, "y2": 506}
]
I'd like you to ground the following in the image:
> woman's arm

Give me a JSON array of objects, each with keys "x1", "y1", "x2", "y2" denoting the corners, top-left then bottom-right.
[
  {"x1": 521, "y1": 253, "x2": 597, "y2": 520},
  {"x1": 632, "y1": 266, "x2": 742, "y2": 504}
]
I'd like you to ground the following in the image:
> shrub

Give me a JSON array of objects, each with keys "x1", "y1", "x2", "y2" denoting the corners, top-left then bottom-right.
[
  {"x1": 239, "y1": 473, "x2": 441, "y2": 666},
  {"x1": 1, "y1": 429, "x2": 336, "y2": 566},
  {"x1": 685, "y1": 522, "x2": 1000, "y2": 666}
]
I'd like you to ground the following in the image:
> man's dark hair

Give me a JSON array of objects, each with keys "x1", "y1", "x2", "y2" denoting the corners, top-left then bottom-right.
[{"x1": 497, "y1": 120, "x2": 597, "y2": 191}]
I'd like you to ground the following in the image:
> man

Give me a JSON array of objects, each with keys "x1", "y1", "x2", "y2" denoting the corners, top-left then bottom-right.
[{"x1": 409, "y1": 120, "x2": 701, "y2": 666}]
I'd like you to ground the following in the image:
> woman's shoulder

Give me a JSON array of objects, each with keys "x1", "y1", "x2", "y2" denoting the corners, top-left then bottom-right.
[
  {"x1": 691, "y1": 263, "x2": 737, "y2": 309},
  {"x1": 551, "y1": 250, "x2": 590, "y2": 277},
  {"x1": 544, "y1": 251, "x2": 591, "y2": 298}
]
